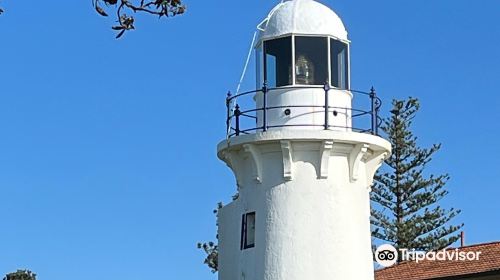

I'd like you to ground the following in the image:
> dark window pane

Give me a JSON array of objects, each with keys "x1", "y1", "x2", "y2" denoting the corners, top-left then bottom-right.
[
  {"x1": 330, "y1": 39, "x2": 349, "y2": 89},
  {"x1": 264, "y1": 37, "x2": 292, "y2": 88},
  {"x1": 241, "y1": 212, "x2": 256, "y2": 250},
  {"x1": 295, "y1": 36, "x2": 328, "y2": 85},
  {"x1": 246, "y1": 213, "x2": 255, "y2": 246}
]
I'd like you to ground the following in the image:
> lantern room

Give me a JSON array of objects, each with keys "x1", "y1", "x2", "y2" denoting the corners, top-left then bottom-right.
[
  {"x1": 255, "y1": 0, "x2": 350, "y2": 89},
  {"x1": 225, "y1": 0, "x2": 380, "y2": 137},
  {"x1": 254, "y1": 0, "x2": 352, "y2": 131}
]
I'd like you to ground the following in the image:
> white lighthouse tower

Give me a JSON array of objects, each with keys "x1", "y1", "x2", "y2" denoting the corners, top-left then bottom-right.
[{"x1": 217, "y1": 1, "x2": 391, "y2": 280}]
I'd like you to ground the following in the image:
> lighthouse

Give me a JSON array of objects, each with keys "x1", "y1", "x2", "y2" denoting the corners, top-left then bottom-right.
[{"x1": 216, "y1": 0, "x2": 391, "y2": 279}]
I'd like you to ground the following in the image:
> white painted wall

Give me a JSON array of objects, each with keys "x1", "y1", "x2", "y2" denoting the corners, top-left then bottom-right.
[
  {"x1": 217, "y1": 131, "x2": 391, "y2": 280},
  {"x1": 254, "y1": 87, "x2": 352, "y2": 131}
]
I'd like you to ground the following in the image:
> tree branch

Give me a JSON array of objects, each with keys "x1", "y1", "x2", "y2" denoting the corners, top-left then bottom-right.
[{"x1": 94, "y1": 0, "x2": 186, "y2": 38}]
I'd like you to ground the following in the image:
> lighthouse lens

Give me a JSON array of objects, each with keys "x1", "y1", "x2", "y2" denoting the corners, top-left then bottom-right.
[{"x1": 295, "y1": 55, "x2": 314, "y2": 84}]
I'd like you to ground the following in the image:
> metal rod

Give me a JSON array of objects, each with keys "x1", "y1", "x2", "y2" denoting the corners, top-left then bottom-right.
[
  {"x1": 370, "y1": 87, "x2": 376, "y2": 135},
  {"x1": 226, "y1": 91, "x2": 231, "y2": 137},
  {"x1": 324, "y1": 83, "x2": 330, "y2": 130},
  {"x1": 262, "y1": 83, "x2": 268, "y2": 132},
  {"x1": 235, "y1": 104, "x2": 241, "y2": 136}
]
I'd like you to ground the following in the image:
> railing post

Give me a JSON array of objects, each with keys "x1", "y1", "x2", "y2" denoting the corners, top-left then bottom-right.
[
  {"x1": 226, "y1": 91, "x2": 231, "y2": 136},
  {"x1": 262, "y1": 83, "x2": 268, "y2": 132},
  {"x1": 235, "y1": 104, "x2": 241, "y2": 136},
  {"x1": 324, "y1": 83, "x2": 330, "y2": 130},
  {"x1": 370, "y1": 87, "x2": 377, "y2": 135}
]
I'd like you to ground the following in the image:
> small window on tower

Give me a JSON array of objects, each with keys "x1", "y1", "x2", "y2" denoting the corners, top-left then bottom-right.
[{"x1": 241, "y1": 212, "x2": 256, "y2": 250}]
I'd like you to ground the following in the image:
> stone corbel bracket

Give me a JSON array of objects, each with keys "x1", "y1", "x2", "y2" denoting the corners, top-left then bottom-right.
[
  {"x1": 280, "y1": 140, "x2": 294, "y2": 181},
  {"x1": 319, "y1": 140, "x2": 334, "y2": 179},
  {"x1": 349, "y1": 143, "x2": 370, "y2": 183},
  {"x1": 243, "y1": 144, "x2": 263, "y2": 183},
  {"x1": 365, "y1": 151, "x2": 389, "y2": 188},
  {"x1": 220, "y1": 150, "x2": 242, "y2": 188}
]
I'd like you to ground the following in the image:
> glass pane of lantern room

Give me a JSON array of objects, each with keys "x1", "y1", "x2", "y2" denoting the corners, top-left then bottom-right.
[
  {"x1": 264, "y1": 37, "x2": 292, "y2": 88},
  {"x1": 331, "y1": 39, "x2": 349, "y2": 89},
  {"x1": 295, "y1": 36, "x2": 328, "y2": 85}
]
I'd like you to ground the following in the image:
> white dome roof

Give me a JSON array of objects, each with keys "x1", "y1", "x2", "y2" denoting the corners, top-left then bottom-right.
[{"x1": 258, "y1": 0, "x2": 348, "y2": 42}]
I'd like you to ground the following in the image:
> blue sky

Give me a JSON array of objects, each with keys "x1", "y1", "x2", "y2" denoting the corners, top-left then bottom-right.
[{"x1": 0, "y1": 0, "x2": 499, "y2": 279}]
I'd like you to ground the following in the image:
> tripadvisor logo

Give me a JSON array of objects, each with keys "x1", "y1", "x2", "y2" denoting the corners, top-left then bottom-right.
[
  {"x1": 375, "y1": 244, "x2": 398, "y2": 267},
  {"x1": 375, "y1": 244, "x2": 482, "y2": 268}
]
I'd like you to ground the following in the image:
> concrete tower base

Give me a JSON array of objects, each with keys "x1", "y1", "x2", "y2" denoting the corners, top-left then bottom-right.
[{"x1": 217, "y1": 130, "x2": 391, "y2": 280}]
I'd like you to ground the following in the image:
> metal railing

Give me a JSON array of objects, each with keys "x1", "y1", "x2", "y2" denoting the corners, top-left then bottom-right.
[{"x1": 225, "y1": 84, "x2": 382, "y2": 138}]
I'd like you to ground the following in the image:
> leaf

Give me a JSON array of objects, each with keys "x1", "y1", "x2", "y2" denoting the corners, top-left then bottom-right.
[
  {"x1": 0, "y1": 8, "x2": 4, "y2": 14},
  {"x1": 112, "y1": 25, "x2": 125, "y2": 30},
  {"x1": 115, "y1": 29, "x2": 126, "y2": 39},
  {"x1": 104, "y1": 0, "x2": 118, "y2": 4}
]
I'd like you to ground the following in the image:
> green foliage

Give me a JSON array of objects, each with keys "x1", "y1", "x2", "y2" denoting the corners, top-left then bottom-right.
[
  {"x1": 197, "y1": 202, "x2": 223, "y2": 273},
  {"x1": 371, "y1": 97, "x2": 463, "y2": 252},
  {"x1": 197, "y1": 241, "x2": 218, "y2": 273},
  {"x1": 3, "y1": 270, "x2": 36, "y2": 280}
]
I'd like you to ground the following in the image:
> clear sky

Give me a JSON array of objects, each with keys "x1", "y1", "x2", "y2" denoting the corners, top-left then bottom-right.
[{"x1": 0, "y1": 0, "x2": 499, "y2": 279}]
